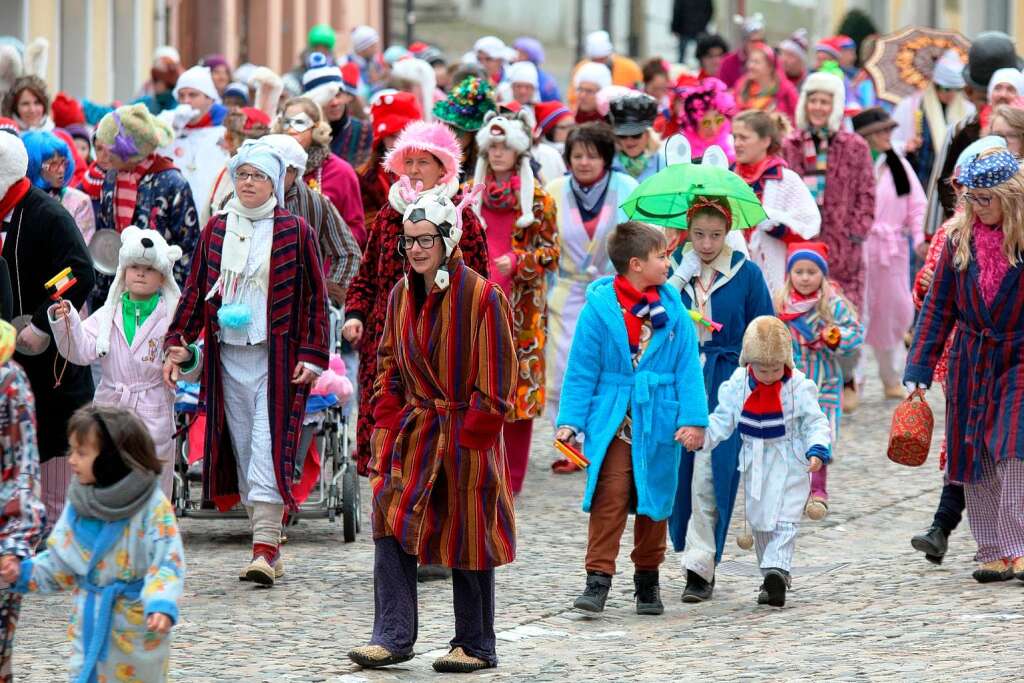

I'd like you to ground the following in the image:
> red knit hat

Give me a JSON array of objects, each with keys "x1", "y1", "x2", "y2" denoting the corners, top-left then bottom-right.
[
  {"x1": 786, "y1": 241, "x2": 830, "y2": 274},
  {"x1": 0, "y1": 118, "x2": 17, "y2": 135},
  {"x1": 533, "y1": 100, "x2": 573, "y2": 138},
  {"x1": 340, "y1": 61, "x2": 360, "y2": 96},
  {"x1": 51, "y1": 92, "x2": 85, "y2": 128},
  {"x1": 370, "y1": 91, "x2": 422, "y2": 143}
]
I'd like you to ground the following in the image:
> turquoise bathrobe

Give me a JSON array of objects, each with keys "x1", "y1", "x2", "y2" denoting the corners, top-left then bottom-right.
[{"x1": 557, "y1": 277, "x2": 709, "y2": 520}]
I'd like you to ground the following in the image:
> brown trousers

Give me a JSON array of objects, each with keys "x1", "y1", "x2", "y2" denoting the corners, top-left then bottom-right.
[{"x1": 585, "y1": 437, "x2": 667, "y2": 575}]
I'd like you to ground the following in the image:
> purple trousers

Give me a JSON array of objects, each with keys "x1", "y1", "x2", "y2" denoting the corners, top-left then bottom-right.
[
  {"x1": 370, "y1": 536, "x2": 498, "y2": 665},
  {"x1": 964, "y1": 454, "x2": 1024, "y2": 563}
]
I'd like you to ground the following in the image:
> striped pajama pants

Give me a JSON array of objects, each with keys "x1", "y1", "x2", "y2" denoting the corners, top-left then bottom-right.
[
  {"x1": 753, "y1": 522, "x2": 799, "y2": 574},
  {"x1": 964, "y1": 454, "x2": 1024, "y2": 563}
]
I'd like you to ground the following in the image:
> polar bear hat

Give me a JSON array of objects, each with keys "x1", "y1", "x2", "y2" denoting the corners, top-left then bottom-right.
[{"x1": 95, "y1": 226, "x2": 183, "y2": 357}]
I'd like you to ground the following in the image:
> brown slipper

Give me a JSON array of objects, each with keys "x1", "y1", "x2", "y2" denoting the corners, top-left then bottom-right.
[
  {"x1": 348, "y1": 644, "x2": 414, "y2": 669},
  {"x1": 432, "y1": 647, "x2": 494, "y2": 673}
]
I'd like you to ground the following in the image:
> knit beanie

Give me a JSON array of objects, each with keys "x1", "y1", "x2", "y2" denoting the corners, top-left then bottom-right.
[
  {"x1": 506, "y1": 60, "x2": 539, "y2": 90},
  {"x1": 0, "y1": 133, "x2": 28, "y2": 198},
  {"x1": 574, "y1": 61, "x2": 613, "y2": 90},
  {"x1": 51, "y1": 92, "x2": 85, "y2": 128},
  {"x1": 786, "y1": 241, "x2": 829, "y2": 275},
  {"x1": 585, "y1": 31, "x2": 614, "y2": 59},
  {"x1": 302, "y1": 52, "x2": 344, "y2": 108},
  {"x1": 473, "y1": 110, "x2": 536, "y2": 227},
  {"x1": 351, "y1": 26, "x2": 381, "y2": 54},
  {"x1": 433, "y1": 76, "x2": 496, "y2": 132},
  {"x1": 779, "y1": 29, "x2": 809, "y2": 61},
  {"x1": 96, "y1": 103, "x2": 174, "y2": 164},
  {"x1": 94, "y1": 226, "x2": 183, "y2": 357},
  {"x1": 173, "y1": 65, "x2": 221, "y2": 103}
]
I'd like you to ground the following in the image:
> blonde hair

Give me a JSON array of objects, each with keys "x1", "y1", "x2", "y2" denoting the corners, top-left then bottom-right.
[
  {"x1": 948, "y1": 150, "x2": 1024, "y2": 271},
  {"x1": 273, "y1": 96, "x2": 333, "y2": 147},
  {"x1": 992, "y1": 104, "x2": 1024, "y2": 137},
  {"x1": 773, "y1": 272, "x2": 856, "y2": 324}
]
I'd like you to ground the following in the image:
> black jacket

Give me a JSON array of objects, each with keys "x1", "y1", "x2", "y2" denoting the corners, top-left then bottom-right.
[{"x1": 672, "y1": 0, "x2": 714, "y2": 38}]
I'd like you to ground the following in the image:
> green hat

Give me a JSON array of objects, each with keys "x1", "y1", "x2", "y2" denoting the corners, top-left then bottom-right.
[
  {"x1": 432, "y1": 77, "x2": 496, "y2": 132},
  {"x1": 96, "y1": 103, "x2": 173, "y2": 163},
  {"x1": 308, "y1": 24, "x2": 336, "y2": 50}
]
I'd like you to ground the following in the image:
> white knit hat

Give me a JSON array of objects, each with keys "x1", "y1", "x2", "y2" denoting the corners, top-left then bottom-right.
[
  {"x1": 261, "y1": 133, "x2": 309, "y2": 172},
  {"x1": 585, "y1": 30, "x2": 614, "y2": 59},
  {"x1": 507, "y1": 60, "x2": 539, "y2": 90},
  {"x1": 473, "y1": 110, "x2": 536, "y2": 228},
  {"x1": 351, "y1": 26, "x2": 380, "y2": 54},
  {"x1": 797, "y1": 71, "x2": 846, "y2": 133},
  {"x1": 574, "y1": 61, "x2": 612, "y2": 90},
  {"x1": 988, "y1": 67, "x2": 1024, "y2": 100},
  {"x1": 94, "y1": 226, "x2": 183, "y2": 357},
  {"x1": 0, "y1": 133, "x2": 28, "y2": 198},
  {"x1": 474, "y1": 36, "x2": 507, "y2": 60},
  {"x1": 174, "y1": 65, "x2": 221, "y2": 103}
]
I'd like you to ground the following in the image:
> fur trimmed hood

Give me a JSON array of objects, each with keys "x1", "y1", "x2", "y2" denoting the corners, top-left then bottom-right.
[{"x1": 796, "y1": 71, "x2": 845, "y2": 133}]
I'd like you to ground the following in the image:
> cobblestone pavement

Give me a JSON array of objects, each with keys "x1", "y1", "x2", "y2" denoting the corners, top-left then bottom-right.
[{"x1": 13, "y1": 365, "x2": 1022, "y2": 681}]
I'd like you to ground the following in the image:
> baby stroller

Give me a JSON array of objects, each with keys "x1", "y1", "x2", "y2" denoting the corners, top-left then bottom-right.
[{"x1": 171, "y1": 307, "x2": 361, "y2": 542}]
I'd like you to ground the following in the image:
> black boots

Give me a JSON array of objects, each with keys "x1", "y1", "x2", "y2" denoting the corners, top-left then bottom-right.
[
  {"x1": 633, "y1": 570, "x2": 664, "y2": 615},
  {"x1": 758, "y1": 568, "x2": 790, "y2": 607},
  {"x1": 574, "y1": 572, "x2": 612, "y2": 613},
  {"x1": 681, "y1": 570, "x2": 714, "y2": 603},
  {"x1": 911, "y1": 526, "x2": 949, "y2": 565}
]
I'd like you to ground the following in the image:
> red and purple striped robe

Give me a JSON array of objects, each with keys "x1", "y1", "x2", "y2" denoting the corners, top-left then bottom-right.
[
  {"x1": 369, "y1": 250, "x2": 517, "y2": 570},
  {"x1": 165, "y1": 208, "x2": 330, "y2": 511},
  {"x1": 905, "y1": 237, "x2": 1024, "y2": 483}
]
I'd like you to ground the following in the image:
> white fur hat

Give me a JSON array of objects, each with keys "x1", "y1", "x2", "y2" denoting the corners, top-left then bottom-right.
[
  {"x1": 0, "y1": 133, "x2": 28, "y2": 198},
  {"x1": 174, "y1": 65, "x2": 221, "y2": 103},
  {"x1": 574, "y1": 61, "x2": 613, "y2": 90},
  {"x1": 473, "y1": 110, "x2": 537, "y2": 228},
  {"x1": 94, "y1": 226, "x2": 183, "y2": 357},
  {"x1": 796, "y1": 71, "x2": 845, "y2": 133},
  {"x1": 739, "y1": 316, "x2": 795, "y2": 369},
  {"x1": 507, "y1": 60, "x2": 539, "y2": 90},
  {"x1": 585, "y1": 30, "x2": 614, "y2": 59},
  {"x1": 391, "y1": 58, "x2": 437, "y2": 122}
]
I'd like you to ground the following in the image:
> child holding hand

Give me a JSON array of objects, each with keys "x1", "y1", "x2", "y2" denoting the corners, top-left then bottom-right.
[
  {"x1": 556, "y1": 221, "x2": 708, "y2": 616},
  {"x1": 697, "y1": 316, "x2": 832, "y2": 607},
  {"x1": 1, "y1": 405, "x2": 185, "y2": 683}
]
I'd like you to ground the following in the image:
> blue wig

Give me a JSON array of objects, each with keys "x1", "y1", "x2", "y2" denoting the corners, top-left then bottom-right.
[{"x1": 22, "y1": 130, "x2": 75, "y2": 189}]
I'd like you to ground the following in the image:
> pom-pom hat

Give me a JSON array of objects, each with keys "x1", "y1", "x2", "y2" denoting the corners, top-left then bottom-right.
[
  {"x1": 739, "y1": 316, "x2": 795, "y2": 369},
  {"x1": 370, "y1": 91, "x2": 423, "y2": 143},
  {"x1": 302, "y1": 52, "x2": 344, "y2": 108},
  {"x1": 786, "y1": 241, "x2": 829, "y2": 275},
  {"x1": 433, "y1": 76, "x2": 496, "y2": 132},
  {"x1": 385, "y1": 120, "x2": 463, "y2": 185},
  {"x1": 957, "y1": 149, "x2": 1019, "y2": 189},
  {"x1": 473, "y1": 110, "x2": 536, "y2": 227}
]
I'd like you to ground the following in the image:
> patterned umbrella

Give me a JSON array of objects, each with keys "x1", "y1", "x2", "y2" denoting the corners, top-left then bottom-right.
[{"x1": 865, "y1": 27, "x2": 970, "y2": 104}]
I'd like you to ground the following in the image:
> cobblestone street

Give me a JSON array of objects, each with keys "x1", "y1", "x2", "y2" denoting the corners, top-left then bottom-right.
[{"x1": 14, "y1": 368, "x2": 1021, "y2": 681}]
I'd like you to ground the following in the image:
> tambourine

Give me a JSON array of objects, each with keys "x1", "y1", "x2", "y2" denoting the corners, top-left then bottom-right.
[
  {"x1": 11, "y1": 314, "x2": 49, "y2": 356},
  {"x1": 89, "y1": 229, "x2": 122, "y2": 276}
]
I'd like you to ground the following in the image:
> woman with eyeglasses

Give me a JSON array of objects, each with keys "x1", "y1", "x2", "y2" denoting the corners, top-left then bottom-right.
[
  {"x1": 273, "y1": 97, "x2": 366, "y2": 245},
  {"x1": 21, "y1": 131, "x2": 95, "y2": 245},
  {"x1": 544, "y1": 122, "x2": 637, "y2": 473},
  {"x1": 659, "y1": 78, "x2": 737, "y2": 163},
  {"x1": 906, "y1": 147, "x2": 1024, "y2": 585},
  {"x1": 851, "y1": 107, "x2": 926, "y2": 400},
  {"x1": 343, "y1": 121, "x2": 489, "y2": 484},
  {"x1": 164, "y1": 139, "x2": 329, "y2": 586},
  {"x1": 781, "y1": 71, "x2": 874, "y2": 411}
]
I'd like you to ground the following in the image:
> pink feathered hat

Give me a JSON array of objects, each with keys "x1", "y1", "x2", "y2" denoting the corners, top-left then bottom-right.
[{"x1": 384, "y1": 120, "x2": 463, "y2": 185}]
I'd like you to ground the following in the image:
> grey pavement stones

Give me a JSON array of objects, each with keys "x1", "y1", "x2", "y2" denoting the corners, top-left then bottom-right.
[{"x1": 13, "y1": 363, "x2": 1023, "y2": 680}]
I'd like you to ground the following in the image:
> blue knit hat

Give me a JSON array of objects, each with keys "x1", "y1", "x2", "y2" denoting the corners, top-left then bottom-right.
[
  {"x1": 957, "y1": 149, "x2": 1019, "y2": 189},
  {"x1": 786, "y1": 241, "x2": 829, "y2": 275}
]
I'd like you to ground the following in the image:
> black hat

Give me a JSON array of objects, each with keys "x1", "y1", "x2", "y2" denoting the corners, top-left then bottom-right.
[
  {"x1": 609, "y1": 93, "x2": 658, "y2": 136},
  {"x1": 963, "y1": 31, "x2": 1023, "y2": 90},
  {"x1": 851, "y1": 107, "x2": 897, "y2": 137}
]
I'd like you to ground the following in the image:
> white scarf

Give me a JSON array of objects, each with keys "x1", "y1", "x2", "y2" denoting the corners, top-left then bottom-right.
[
  {"x1": 206, "y1": 195, "x2": 276, "y2": 302},
  {"x1": 922, "y1": 85, "x2": 968, "y2": 156},
  {"x1": 387, "y1": 177, "x2": 459, "y2": 214}
]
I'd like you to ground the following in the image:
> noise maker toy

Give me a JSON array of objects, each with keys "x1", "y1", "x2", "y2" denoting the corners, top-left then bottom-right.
[
  {"x1": 45, "y1": 267, "x2": 77, "y2": 301},
  {"x1": 688, "y1": 309, "x2": 723, "y2": 333},
  {"x1": 554, "y1": 439, "x2": 590, "y2": 469}
]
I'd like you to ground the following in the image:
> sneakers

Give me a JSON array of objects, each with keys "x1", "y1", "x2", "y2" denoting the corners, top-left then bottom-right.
[
  {"x1": 681, "y1": 570, "x2": 714, "y2": 603},
  {"x1": 911, "y1": 526, "x2": 949, "y2": 564},
  {"x1": 761, "y1": 568, "x2": 790, "y2": 607},
  {"x1": 805, "y1": 497, "x2": 829, "y2": 521},
  {"x1": 348, "y1": 644, "x2": 414, "y2": 669},
  {"x1": 633, "y1": 570, "x2": 664, "y2": 615},
  {"x1": 417, "y1": 564, "x2": 452, "y2": 582},
  {"x1": 573, "y1": 572, "x2": 611, "y2": 613},
  {"x1": 972, "y1": 559, "x2": 1014, "y2": 583},
  {"x1": 432, "y1": 647, "x2": 494, "y2": 673}
]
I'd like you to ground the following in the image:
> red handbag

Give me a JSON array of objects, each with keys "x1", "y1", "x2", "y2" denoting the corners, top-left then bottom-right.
[{"x1": 887, "y1": 388, "x2": 934, "y2": 467}]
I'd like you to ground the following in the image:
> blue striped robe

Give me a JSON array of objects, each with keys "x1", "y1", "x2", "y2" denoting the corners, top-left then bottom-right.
[{"x1": 905, "y1": 238, "x2": 1024, "y2": 483}]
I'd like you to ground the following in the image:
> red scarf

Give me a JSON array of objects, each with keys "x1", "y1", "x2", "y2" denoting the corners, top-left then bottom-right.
[
  {"x1": 113, "y1": 154, "x2": 175, "y2": 231},
  {"x1": 740, "y1": 366, "x2": 791, "y2": 439},
  {"x1": 0, "y1": 178, "x2": 30, "y2": 221},
  {"x1": 613, "y1": 275, "x2": 667, "y2": 353},
  {"x1": 185, "y1": 110, "x2": 213, "y2": 129},
  {"x1": 733, "y1": 155, "x2": 785, "y2": 185},
  {"x1": 777, "y1": 289, "x2": 820, "y2": 322},
  {"x1": 481, "y1": 175, "x2": 520, "y2": 213}
]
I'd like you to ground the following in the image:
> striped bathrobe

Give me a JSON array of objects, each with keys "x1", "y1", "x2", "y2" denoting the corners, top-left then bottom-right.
[
  {"x1": 905, "y1": 239, "x2": 1024, "y2": 483},
  {"x1": 165, "y1": 208, "x2": 330, "y2": 511},
  {"x1": 369, "y1": 250, "x2": 518, "y2": 570}
]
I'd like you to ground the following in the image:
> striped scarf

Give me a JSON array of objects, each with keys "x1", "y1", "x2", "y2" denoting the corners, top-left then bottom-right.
[
  {"x1": 113, "y1": 154, "x2": 173, "y2": 231},
  {"x1": 613, "y1": 275, "x2": 667, "y2": 353},
  {"x1": 801, "y1": 129, "x2": 829, "y2": 206},
  {"x1": 739, "y1": 366, "x2": 791, "y2": 440}
]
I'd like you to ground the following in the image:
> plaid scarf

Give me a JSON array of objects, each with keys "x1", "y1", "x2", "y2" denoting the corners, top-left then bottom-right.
[
  {"x1": 613, "y1": 274, "x2": 668, "y2": 353},
  {"x1": 739, "y1": 366, "x2": 791, "y2": 440},
  {"x1": 113, "y1": 154, "x2": 174, "y2": 231},
  {"x1": 801, "y1": 129, "x2": 829, "y2": 206}
]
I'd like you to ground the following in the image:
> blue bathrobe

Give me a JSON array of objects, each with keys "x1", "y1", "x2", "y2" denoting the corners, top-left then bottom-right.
[
  {"x1": 557, "y1": 277, "x2": 708, "y2": 521},
  {"x1": 667, "y1": 247, "x2": 774, "y2": 559}
]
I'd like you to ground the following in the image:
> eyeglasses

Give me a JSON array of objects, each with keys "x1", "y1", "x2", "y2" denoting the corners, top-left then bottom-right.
[
  {"x1": 963, "y1": 192, "x2": 993, "y2": 207},
  {"x1": 397, "y1": 234, "x2": 443, "y2": 252},
  {"x1": 281, "y1": 115, "x2": 315, "y2": 133},
  {"x1": 42, "y1": 157, "x2": 68, "y2": 170},
  {"x1": 235, "y1": 170, "x2": 270, "y2": 183}
]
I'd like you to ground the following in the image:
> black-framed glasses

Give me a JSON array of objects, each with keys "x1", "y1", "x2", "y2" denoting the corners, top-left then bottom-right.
[
  {"x1": 963, "y1": 192, "x2": 993, "y2": 207},
  {"x1": 397, "y1": 233, "x2": 443, "y2": 252}
]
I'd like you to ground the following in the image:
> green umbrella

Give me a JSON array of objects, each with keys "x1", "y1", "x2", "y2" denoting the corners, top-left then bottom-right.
[{"x1": 619, "y1": 164, "x2": 767, "y2": 230}]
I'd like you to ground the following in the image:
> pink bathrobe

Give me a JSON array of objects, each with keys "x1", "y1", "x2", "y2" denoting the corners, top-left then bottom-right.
[
  {"x1": 48, "y1": 296, "x2": 190, "y2": 495},
  {"x1": 863, "y1": 153, "x2": 926, "y2": 350}
]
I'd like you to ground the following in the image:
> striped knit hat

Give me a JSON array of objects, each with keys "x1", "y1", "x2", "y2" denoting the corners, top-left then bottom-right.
[{"x1": 786, "y1": 241, "x2": 829, "y2": 275}]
